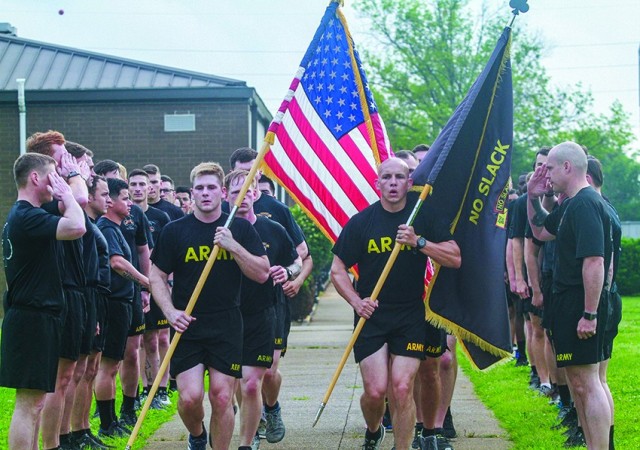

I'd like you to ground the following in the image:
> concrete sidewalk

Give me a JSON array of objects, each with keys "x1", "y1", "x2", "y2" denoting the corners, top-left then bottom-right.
[{"x1": 145, "y1": 284, "x2": 511, "y2": 449}]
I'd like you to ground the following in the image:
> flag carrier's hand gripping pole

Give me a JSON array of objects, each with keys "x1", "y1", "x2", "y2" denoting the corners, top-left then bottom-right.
[
  {"x1": 313, "y1": 183, "x2": 433, "y2": 427},
  {"x1": 125, "y1": 139, "x2": 272, "y2": 450}
]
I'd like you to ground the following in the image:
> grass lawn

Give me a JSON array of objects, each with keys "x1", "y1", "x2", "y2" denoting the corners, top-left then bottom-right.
[
  {"x1": 460, "y1": 296, "x2": 640, "y2": 449},
  {"x1": 0, "y1": 368, "x2": 177, "y2": 449}
]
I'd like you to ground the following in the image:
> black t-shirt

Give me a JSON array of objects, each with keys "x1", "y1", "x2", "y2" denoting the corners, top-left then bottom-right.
[
  {"x1": 151, "y1": 213, "x2": 266, "y2": 314},
  {"x1": 604, "y1": 197, "x2": 622, "y2": 289},
  {"x1": 507, "y1": 194, "x2": 527, "y2": 239},
  {"x1": 42, "y1": 200, "x2": 86, "y2": 289},
  {"x1": 98, "y1": 216, "x2": 134, "y2": 301},
  {"x1": 333, "y1": 199, "x2": 452, "y2": 305},
  {"x1": 241, "y1": 216, "x2": 298, "y2": 314},
  {"x1": 89, "y1": 219, "x2": 111, "y2": 294},
  {"x1": 119, "y1": 204, "x2": 149, "y2": 270},
  {"x1": 144, "y1": 206, "x2": 171, "y2": 250},
  {"x1": 253, "y1": 194, "x2": 305, "y2": 247},
  {"x1": 149, "y1": 199, "x2": 184, "y2": 222},
  {"x1": 3, "y1": 200, "x2": 64, "y2": 314},
  {"x1": 82, "y1": 213, "x2": 99, "y2": 288},
  {"x1": 545, "y1": 187, "x2": 612, "y2": 293}
]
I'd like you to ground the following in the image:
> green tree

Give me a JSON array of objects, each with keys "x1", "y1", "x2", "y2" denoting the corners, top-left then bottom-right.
[
  {"x1": 353, "y1": 0, "x2": 637, "y2": 204},
  {"x1": 555, "y1": 101, "x2": 640, "y2": 220}
]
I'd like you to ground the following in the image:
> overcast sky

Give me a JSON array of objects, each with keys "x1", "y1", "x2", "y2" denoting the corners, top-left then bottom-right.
[{"x1": 3, "y1": 0, "x2": 639, "y2": 147}]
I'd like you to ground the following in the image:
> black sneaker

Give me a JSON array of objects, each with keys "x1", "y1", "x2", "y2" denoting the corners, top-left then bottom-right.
[
  {"x1": 563, "y1": 428, "x2": 586, "y2": 448},
  {"x1": 443, "y1": 408, "x2": 457, "y2": 439},
  {"x1": 435, "y1": 434, "x2": 454, "y2": 450},
  {"x1": 187, "y1": 426, "x2": 208, "y2": 450},
  {"x1": 59, "y1": 434, "x2": 75, "y2": 450},
  {"x1": 361, "y1": 427, "x2": 385, "y2": 450},
  {"x1": 119, "y1": 410, "x2": 137, "y2": 428},
  {"x1": 528, "y1": 373, "x2": 540, "y2": 390},
  {"x1": 86, "y1": 430, "x2": 114, "y2": 448},
  {"x1": 74, "y1": 432, "x2": 109, "y2": 449},
  {"x1": 412, "y1": 426, "x2": 422, "y2": 449},
  {"x1": 514, "y1": 357, "x2": 529, "y2": 367},
  {"x1": 553, "y1": 407, "x2": 578, "y2": 430},
  {"x1": 98, "y1": 421, "x2": 130, "y2": 438},
  {"x1": 420, "y1": 435, "x2": 438, "y2": 450}
]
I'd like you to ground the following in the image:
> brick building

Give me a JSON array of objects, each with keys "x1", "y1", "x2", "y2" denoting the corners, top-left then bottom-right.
[{"x1": 0, "y1": 26, "x2": 272, "y2": 301}]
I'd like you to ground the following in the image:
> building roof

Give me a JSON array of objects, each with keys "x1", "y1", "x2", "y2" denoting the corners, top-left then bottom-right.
[{"x1": 0, "y1": 32, "x2": 246, "y2": 91}]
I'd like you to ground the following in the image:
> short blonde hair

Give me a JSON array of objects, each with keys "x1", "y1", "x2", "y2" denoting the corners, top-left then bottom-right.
[
  {"x1": 190, "y1": 162, "x2": 225, "y2": 185},
  {"x1": 224, "y1": 169, "x2": 256, "y2": 191}
]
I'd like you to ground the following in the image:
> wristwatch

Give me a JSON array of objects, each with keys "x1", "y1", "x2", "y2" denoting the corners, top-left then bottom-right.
[
  {"x1": 582, "y1": 311, "x2": 597, "y2": 321},
  {"x1": 66, "y1": 171, "x2": 81, "y2": 180},
  {"x1": 285, "y1": 267, "x2": 293, "y2": 281},
  {"x1": 415, "y1": 236, "x2": 427, "y2": 251}
]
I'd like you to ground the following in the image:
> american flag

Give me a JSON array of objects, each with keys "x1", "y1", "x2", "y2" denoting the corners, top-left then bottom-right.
[{"x1": 262, "y1": 1, "x2": 392, "y2": 243}]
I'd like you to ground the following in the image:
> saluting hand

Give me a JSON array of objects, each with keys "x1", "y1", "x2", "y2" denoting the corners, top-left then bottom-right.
[
  {"x1": 58, "y1": 152, "x2": 80, "y2": 179},
  {"x1": 527, "y1": 164, "x2": 551, "y2": 199},
  {"x1": 48, "y1": 171, "x2": 74, "y2": 200}
]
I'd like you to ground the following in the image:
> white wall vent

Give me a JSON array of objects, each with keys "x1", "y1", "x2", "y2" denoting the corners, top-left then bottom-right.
[{"x1": 164, "y1": 113, "x2": 196, "y2": 132}]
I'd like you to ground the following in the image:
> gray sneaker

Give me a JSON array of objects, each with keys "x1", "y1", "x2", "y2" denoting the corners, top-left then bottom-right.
[
  {"x1": 420, "y1": 435, "x2": 438, "y2": 450},
  {"x1": 361, "y1": 427, "x2": 385, "y2": 450},
  {"x1": 257, "y1": 411, "x2": 267, "y2": 439},
  {"x1": 265, "y1": 406, "x2": 285, "y2": 443},
  {"x1": 251, "y1": 433, "x2": 261, "y2": 450},
  {"x1": 435, "y1": 434, "x2": 454, "y2": 450}
]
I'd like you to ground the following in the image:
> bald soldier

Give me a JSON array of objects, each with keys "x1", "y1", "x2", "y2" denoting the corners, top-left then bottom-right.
[
  {"x1": 527, "y1": 142, "x2": 613, "y2": 450},
  {"x1": 331, "y1": 157, "x2": 461, "y2": 450}
]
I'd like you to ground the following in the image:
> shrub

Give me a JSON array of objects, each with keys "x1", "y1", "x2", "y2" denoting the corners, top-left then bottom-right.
[
  {"x1": 288, "y1": 205, "x2": 334, "y2": 321},
  {"x1": 617, "y1": 238, "x2": 640, "y2": 295}
]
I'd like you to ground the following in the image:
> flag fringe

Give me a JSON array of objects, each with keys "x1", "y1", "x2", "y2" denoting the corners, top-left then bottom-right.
[{"x1": 424, "y1": 264, "x2": 512, "y2": 368}]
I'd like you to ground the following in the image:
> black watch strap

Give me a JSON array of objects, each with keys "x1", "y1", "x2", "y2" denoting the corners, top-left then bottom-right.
[
  {"x1": 582, "y1": 311, "x2": 597, "y2": 321},
  {"x1": 66, "y1": 171, "x2": 80, "y2": 180},
  {"x1": 285, "y1": 267, "x2": 293, "y2": 280},
  {"x1": 416, "y1": 236, "x2": 427, "y2": 251}
]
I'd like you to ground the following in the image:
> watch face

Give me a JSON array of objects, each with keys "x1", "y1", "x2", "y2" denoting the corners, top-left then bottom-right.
[{"x1": 418, "y1": 237, "x2": 427, "y2": 248}]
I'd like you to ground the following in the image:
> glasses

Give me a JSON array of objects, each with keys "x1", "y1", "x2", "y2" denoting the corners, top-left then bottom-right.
[{"x1": 160, "y1": 188, "x2": 174, "y2": 194}]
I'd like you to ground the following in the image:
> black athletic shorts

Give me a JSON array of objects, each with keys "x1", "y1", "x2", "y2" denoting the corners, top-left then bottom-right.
[
  {"x1": 505, "y1": 283, "x2": 518, "y2": 308},
  {"x1": 92, "y1": 291, "x2": 109, "y2": 352},
  {"x1": 353, "y1": 300, "x2": 426, "y2": 363},
  {"x1": 515, "y1": 296, "x2": 531, "y2": 321},
  {"x1": 103, "y1": 299, "x2": 133, "y2": 361},
  {"x1": 128, "y1": 286, "x2": 145, "y2": 336},
  {"x1": 60, "y1": 289, "x2": 87, "y2": 361},
  {"x1": 549, "y1": 289, "x2": 608, "y2": 368},
  {"x1": 540, "y1": 272, "x2": 554, "y2": 330},
  {"x1": 170, "y1": 308, "x2": 243, "y2": 379},
  {"x1": 80, "y1": 287, "x2": 97, "y2": 355},
  {"x1": 274, "y1": 292, "x2": 286, "y2": 351},
  {"x1": 603, "y1": 290, "x2": 622, "y2": 360},
  {"x1": 0, "y1": 307, "x2": 63, "y2": 392},
  {"x1": 242, "y1": 306, "x2": 276, "y2": 368},
  {"x1": 424, "y1": 319, "x2": 447, "y2": 358},
  {"x1": 145, "y1": 295, "x2": 170, "y2": 331}
]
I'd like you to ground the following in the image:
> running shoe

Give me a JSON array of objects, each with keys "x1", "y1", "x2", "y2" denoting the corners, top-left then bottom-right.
[
  {"x1": 361, "y1": 426, "x2": 385, "y2": 450},
  {"x1": 187, "y1": 426, "x2": 208, "y2": 450},
  {"x1": 443, "y1": 407, "x2": 457, "y2": 439},
  {"x1": 265, "y1": 405, "x2": 286, "y2": 443}
]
